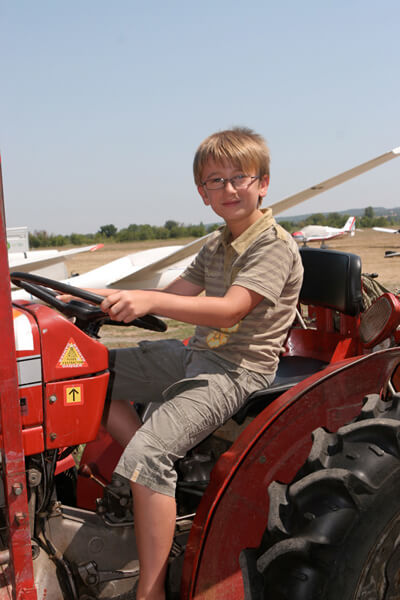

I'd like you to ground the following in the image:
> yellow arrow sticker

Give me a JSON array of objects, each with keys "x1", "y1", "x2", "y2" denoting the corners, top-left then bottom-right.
[{"x1": 64, "y1": 384, "x2": 83, "y2": 405}]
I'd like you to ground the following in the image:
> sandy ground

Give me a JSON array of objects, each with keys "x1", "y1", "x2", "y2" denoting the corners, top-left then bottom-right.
[
  {"x1": 64, "y1": 230, "x2": 400, "y2": 347},
  {"x1": 319, "y1": 229, "x2": 400, "y2": 291}
]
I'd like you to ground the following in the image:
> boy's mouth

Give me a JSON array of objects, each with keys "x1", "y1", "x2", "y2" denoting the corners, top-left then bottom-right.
[{"x1": 222, "y1": 199, "x2": 241, "y2": 206}]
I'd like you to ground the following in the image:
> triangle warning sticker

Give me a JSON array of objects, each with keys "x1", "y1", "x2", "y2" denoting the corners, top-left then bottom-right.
[{"x1": 57, "y1": 338, "x2": 88, "y2": 368}]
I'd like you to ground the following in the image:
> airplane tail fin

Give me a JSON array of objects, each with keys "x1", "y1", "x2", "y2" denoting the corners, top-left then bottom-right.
[{"x1": 343, "y1": 216, "x2": 356, "y2": 232}]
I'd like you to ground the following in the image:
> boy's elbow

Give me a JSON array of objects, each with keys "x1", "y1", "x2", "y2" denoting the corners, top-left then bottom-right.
[{"x1": 217, "y1": 308, "x2": 246, "y2": 329}]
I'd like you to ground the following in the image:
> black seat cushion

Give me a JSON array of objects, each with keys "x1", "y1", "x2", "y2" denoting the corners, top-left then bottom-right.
[{"x1": 233, "y1": 356, "x2": 327, "y2": 424}]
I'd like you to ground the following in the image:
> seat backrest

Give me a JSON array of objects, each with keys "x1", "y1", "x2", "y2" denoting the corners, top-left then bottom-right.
[{"x1": 299, "y1": 247, "x2": 363, "y2": 316}]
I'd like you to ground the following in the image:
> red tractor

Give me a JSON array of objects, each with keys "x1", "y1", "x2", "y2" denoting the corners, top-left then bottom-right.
[{"x1": 2, "y1": 160, "x2": 400, "y2": 599}]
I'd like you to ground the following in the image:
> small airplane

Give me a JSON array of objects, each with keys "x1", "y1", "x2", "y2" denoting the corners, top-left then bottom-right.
[
  {"x1": 10, "y1": 144, "x2": 400, "y2": 299},
  {"x1": 373, "y1": 227, "x2": 400, "y2": 234},
  {"x1": 372, "y1": 226, "x2": 400, "y2": 258},
  {"x1": 292, "y1": 216, "x2": 356, "y2": 246},
  {"x1": 384, "y1": 250, "x2": 400, "y2": 258}
]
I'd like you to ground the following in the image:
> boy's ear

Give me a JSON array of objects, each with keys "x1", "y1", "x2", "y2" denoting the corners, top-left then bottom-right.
[
  {"x1": 198, "y1": 184, "x2": 211, "y2": 206},
  {"x1": 259, "y1": 175, "x2": 270, "y2": 198}
]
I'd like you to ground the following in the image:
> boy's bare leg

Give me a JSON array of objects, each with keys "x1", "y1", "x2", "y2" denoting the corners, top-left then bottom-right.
[
  {"x1": 104, "y1": 400, "x2": 176, "y2": 597},
  {"x1": 103, "y1": 398, "x2": 142, "y2": 447},
  {"x1": 132, "y1": 482, "x2": 176, "y2": 600}
]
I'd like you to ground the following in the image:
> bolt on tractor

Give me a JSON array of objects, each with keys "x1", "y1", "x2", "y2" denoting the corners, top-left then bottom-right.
[{"x1": 2, "y1": 158, "x2": 400, "y2": 599}]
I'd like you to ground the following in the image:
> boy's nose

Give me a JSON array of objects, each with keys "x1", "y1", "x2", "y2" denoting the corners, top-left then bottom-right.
[{"x1": 223, "y1": 180, "x2": 237, "y2": 192}]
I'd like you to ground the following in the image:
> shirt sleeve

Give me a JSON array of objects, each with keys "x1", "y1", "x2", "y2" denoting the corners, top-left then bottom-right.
[
  {"x1": 232, "y1": 236, "x2": 296, "y2": 305},
  {"x1": 180, "y1": 244, "x2": 207, "y2": 287},
  {"x1": 181, "y1": 230, "x2": 223, "y2": 288}
]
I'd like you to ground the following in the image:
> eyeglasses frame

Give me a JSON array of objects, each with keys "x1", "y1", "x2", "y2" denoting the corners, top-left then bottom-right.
[{"x1": 201, "y1": 175, "x2": 260, "y2": 191}]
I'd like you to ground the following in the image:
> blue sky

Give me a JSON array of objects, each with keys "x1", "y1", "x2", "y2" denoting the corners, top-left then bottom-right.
[{"x1": 1, "y1": 1, "x2": 399, "y2": 234}]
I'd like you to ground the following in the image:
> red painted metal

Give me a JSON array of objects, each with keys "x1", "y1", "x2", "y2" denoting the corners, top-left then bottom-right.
[
  {"x1": 45, "y1": 373, "x2": 108, "y2": 449},
  {"x1": 284, "y1": 319, "x2": 364, "y2": 363},
  {"x1": 10, "y1": 301, "x2": 109, "y2": 457},
  {"x1": 15, "y1": 300, "x2": 109, "y2": 384},
  {"x1": 182, "y1": 348, "x2": 400, "y2": 598},
  {"x1": 0, "y1": 157, "x2": 37, "y2": 598}
]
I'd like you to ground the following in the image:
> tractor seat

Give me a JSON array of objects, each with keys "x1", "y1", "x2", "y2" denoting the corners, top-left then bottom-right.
[
  {"x1": 233, "y1": 356, "x2": 327, "y2": 424},
  {"x1": 233, "y1": 247, "x2": 363, "y2": 425}
]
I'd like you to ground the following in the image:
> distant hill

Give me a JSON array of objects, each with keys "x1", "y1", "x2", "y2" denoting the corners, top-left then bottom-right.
[{"x1": 276, "y1": 207, "x2": 400, "y2": 223}]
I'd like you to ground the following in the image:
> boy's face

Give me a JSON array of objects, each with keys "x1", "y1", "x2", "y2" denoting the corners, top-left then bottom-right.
[{"x1": 197, "y1": 159, "x2": 269, "y2": 226}]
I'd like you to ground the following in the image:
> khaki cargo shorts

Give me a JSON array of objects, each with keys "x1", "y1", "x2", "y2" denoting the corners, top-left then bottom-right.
[{"x1": 108, "y1": 340, "x2": 274, "y2": 497}]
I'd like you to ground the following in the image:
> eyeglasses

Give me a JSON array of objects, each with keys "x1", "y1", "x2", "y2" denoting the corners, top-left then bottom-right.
[{"x1": 201, "y1": 175, "x2": 259, "y2": 191}]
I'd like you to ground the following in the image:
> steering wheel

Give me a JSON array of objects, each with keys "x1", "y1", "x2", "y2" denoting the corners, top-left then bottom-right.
[{"x1": 10, "y1": 271, "x2": 167, "y2": 333}]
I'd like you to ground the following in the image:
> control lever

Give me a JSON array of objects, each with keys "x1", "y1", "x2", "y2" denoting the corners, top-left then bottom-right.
[{"x1": 78, "y1": 464, "x2": 120, "y2": 499}]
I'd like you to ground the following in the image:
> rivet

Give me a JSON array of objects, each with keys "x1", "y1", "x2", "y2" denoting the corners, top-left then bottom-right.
[{"x1": 12, "y1": 483, "x2": 23, "y2": 496}]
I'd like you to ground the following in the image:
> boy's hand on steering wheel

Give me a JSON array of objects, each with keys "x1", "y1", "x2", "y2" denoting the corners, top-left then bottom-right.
[{"x1": 101, "y1": 290, "x2": 153, "y2": 323}]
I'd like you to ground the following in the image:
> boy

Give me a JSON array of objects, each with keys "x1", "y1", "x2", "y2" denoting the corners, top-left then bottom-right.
[{"x1": 100, "y1": 127, "x2": 303, "y2": 600}]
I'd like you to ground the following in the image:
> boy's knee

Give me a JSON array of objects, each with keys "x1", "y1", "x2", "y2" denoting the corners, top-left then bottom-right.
[{"x1": 115, "y1": 427, "x2": 178, "y2": 496}]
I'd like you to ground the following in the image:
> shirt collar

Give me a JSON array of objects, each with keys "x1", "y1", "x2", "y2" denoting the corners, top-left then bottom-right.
[{"x1": 219, "y1": 208, "x2": 276, "y2": 255}]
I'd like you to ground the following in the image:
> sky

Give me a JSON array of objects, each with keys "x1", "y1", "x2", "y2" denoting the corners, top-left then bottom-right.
[{"x1": 1, "y1": 0, "x2": 399, "y2": 234}]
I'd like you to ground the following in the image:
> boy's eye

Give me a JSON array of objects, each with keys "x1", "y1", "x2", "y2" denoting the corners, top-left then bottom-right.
[
  {"x1": 203, "y1": 177, "x2": 225, "y2": 190},
  {"x1": 232, "y1": 175, "x2": 246, "y2": 183}
]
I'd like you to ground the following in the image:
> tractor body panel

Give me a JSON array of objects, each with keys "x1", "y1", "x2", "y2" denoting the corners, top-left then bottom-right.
[{"x1": 7, "y1": 301, "x2": 109, "y2": 456}]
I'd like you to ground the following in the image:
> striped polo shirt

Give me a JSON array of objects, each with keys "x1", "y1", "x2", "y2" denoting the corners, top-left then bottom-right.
[{"x1": 182, "y1": 208, "x2": 304, "y2": 374}]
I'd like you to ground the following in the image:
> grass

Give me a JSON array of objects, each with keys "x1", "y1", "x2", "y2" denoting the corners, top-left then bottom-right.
[{"x1": 99, "y1": 319, "x2": 195, "y2": 349}]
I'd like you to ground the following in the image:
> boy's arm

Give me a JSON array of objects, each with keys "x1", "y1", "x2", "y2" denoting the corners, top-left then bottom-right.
[
  {"x1": 93, "y1": 277, "x2": 203, "y2": 297},
  {"x1": 100, "y1": 284, "x2": 263, "y2": 329},
  {"x1": 56, "y1": 277, "x2": 203, "y2": 303},
  {"x1": 161, "y1": 276, "x2": 204, "y2": 296}
]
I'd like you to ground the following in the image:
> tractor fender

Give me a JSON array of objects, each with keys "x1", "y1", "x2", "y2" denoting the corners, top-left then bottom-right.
[
  {"x1": 181, "y1": 347, "x2": 400, "y2": 599},
  {"x1": 242, "y1": 393, "x2": 400, "y2": 599}
]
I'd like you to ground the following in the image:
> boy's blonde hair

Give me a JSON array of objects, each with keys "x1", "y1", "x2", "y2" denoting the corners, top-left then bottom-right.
[{"x1": 193, "y1": 127, "x2": 270, "y2": 186}]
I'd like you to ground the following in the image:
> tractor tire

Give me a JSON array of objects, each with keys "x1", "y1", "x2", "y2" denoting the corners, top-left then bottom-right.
[{"x1": 241, "y1": 393, "x2": 400, "y2": 600}]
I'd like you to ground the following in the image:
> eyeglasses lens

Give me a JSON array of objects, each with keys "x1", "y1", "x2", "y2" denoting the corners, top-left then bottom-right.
[{"x1": 205, "y1": 176, "x2": 254, "y2": 190}]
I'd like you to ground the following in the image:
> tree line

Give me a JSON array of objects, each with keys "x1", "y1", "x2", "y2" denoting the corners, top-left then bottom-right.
[
  {"x1": 279, "y1": 207, "x2": 399, "y2": 233},
  {"x1": 28, "y1": 208, "x2": 400, "y2": 248},
  {"x1": 29, "y1": 220, "x2": 219, "y2": 248}
]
